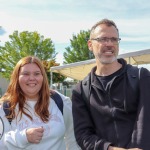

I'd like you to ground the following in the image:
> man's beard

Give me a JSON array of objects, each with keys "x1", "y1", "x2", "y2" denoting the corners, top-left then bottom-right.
[{"x1": 95, "y1": 54, "x2": 117, "y2": 64}]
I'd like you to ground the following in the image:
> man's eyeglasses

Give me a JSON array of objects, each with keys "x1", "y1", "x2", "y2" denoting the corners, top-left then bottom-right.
[{"x1": 91, "y1": 37, "x2": 121, "y2": 44}]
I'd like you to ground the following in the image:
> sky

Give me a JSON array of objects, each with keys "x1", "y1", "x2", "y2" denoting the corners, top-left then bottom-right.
[{"x1": 0, "y1": 0, "x2": 150, "y2": 65}]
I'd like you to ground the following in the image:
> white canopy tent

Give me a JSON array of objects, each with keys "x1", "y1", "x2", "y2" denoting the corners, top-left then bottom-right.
[{"x1": 50, "y1": 49, "x2": 150, "y2": 83}]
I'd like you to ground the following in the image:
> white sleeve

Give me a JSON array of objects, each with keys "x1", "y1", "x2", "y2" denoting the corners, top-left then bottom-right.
[
  {"x1": 4, "y1": 128, "x2": 29, "y2": 149},
  {"x1": 0, "y1": 104, "x2": 8, "y2": 150},
  {"x1": 56, "y1": 92, "x2": 81, "y2": 150},
  {"x1": 0, "y1": 103, "x2": 29, "y2": 149}
]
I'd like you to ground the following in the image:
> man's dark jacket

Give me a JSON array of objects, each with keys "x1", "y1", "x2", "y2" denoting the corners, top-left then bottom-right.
[{"x1": 72, "y1": 59, "x2": 150, "y2": 150}]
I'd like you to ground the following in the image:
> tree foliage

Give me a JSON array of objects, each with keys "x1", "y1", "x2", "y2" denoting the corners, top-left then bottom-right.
[
  {"x1": 42, "y1": 60, "x2": 66, "y2": 84},
  {"x1": 0, "y1": 31, "x2": 58, "y2": 80},
  {"x1": 63, "y1": 30, "x2": 94, "y2": 64}
]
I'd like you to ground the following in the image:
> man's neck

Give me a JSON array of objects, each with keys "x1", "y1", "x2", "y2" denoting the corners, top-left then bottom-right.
[{"x1": 95, "y1": 60, "x2": 122, "y2": 76}]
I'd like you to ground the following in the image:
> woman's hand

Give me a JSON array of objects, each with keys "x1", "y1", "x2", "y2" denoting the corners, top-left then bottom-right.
[{"x1": 26, "y1": 127, "x2": 44, "y2": 144}]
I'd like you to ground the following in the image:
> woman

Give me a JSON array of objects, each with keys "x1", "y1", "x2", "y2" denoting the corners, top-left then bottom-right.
[{"x1": 0, "y1": 56, "x2": 80, "y2": 150}]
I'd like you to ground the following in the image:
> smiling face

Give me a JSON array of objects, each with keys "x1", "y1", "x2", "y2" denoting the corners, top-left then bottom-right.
[
  {"x1": 19, "y1": 63, "x2": 43, "y2": 100},
  {"x1": 88, "y1": 24, "x2": 119, "y2": 64}
]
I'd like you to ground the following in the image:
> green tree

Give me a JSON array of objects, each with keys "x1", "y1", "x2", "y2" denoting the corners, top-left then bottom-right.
[
  {"x1": 63, "y1": 30, "x2": 94, "y2": 64},
  {"x1": 0, "y1": 30, "x2": 57, "y2": 79},
  {"x1": 42, "y1": 60, "x2": 66, "y2": 84}
]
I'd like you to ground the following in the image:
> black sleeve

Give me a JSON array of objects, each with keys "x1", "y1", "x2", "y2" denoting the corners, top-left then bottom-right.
[
  {"x1": 72, "y1": 82, "x2": 111, "y2": 150},
  {"x1": 130, "y1": 68, "x2": 150, "y2": 149}
]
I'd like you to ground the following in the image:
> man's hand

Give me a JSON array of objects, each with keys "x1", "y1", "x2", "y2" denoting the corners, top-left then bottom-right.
[
  {"x1": 108, "y1": 146, "x2": 142, "y2": 150},
  {"x1": 26, "y1": 127, "x2": 44, "y2": 144}
]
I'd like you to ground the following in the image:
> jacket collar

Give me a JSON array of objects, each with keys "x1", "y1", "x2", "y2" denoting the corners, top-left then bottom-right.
[{"x1": 89, "y1": 58, "x2": 127, "y2": 89}]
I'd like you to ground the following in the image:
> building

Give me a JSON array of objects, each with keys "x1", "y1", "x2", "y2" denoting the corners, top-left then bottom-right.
[{"x1": 0, "y1": 75, "x2": 9, "y2": 97}]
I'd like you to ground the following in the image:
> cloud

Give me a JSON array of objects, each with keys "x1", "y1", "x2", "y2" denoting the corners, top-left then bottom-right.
[
  {"x1": 0, "y1": 10, "x2": 92, "y2": 43},
  {"x1": 0, "y1": 0, "x2": 150, "y2": 64}
]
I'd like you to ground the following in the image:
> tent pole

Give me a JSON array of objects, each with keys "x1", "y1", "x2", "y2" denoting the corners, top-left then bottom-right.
[{"x1": 50, "y1": 71, "x2": 53, "y2": 88}]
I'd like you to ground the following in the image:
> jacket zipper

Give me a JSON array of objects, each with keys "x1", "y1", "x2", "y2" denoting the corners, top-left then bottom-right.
[{"x1": 107, "y1": 92, "x2": 119, "y2": 147}]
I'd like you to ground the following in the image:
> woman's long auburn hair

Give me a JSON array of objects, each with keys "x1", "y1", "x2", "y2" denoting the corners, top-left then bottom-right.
[{"x1": 0, "y1": 56, "x2": 51, "y2": 122}]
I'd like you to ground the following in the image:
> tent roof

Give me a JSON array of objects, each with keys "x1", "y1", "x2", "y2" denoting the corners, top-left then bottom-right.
[{"x1": 50, "y1": 49, "x2": 150, "y2": 80}]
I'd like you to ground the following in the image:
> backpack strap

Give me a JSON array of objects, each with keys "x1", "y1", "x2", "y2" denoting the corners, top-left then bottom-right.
[
  {"x1": 127, "y1": 65, "x2": 141, "y2": 93},
  {"x1": 81, "y1": 74, "x2": 91, "y2": 108},
  {"x1": 3, "y1": 92, "x2": 64, "y2": 125},
  {"x1": 3, "y1": 101, "x2": 12, "y2": 124},
  {"x1": 51, "y1": 91, "x2": 63, "y2": 115},
  {"x1": 81, "y1": 74, "x2": 96, "y2": 125}
]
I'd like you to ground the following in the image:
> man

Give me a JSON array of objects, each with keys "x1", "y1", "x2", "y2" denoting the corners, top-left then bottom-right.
[{"x1": 72, "y1": 19, "x2": 150, "y2": 150}]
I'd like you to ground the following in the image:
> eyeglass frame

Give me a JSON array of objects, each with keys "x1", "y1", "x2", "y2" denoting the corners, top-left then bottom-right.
[{"x1": 90, "y1": 37, "x2": 121, "y2": 44}]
